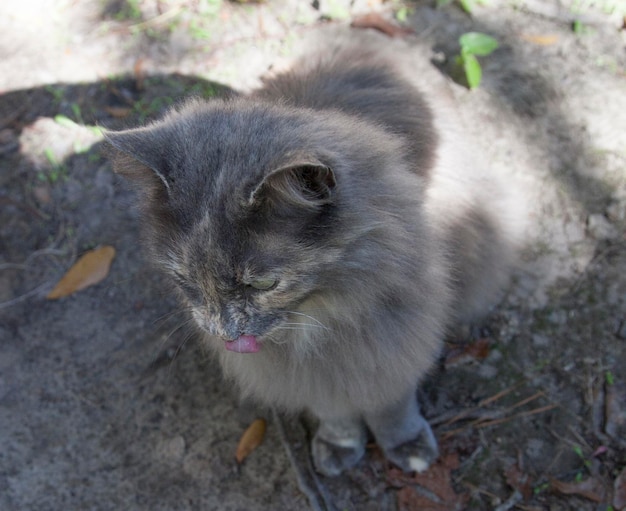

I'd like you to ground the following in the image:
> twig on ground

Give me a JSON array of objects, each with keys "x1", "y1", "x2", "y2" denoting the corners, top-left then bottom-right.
[
  {"x1": 0, "y1": 248, "x2": 67, "y2": 271},
  {"x1": 439, "y1": 382, "x2": 524, "y2": 427},
  {"x1": 439, "y1": 387, "x2": 557, "y2": 439},
  {"x1": 0, "y1": 283, "x2": 50, "y2": 309},
  {"x1": 0, "y1": 196, "x2": 46, "y2": 220},
  {"x1": 493, "y1": 489, "x2": 523, "y2": 511},
  {"x1": 474, "y1": 404, "x2": 558, "y2": 429}
]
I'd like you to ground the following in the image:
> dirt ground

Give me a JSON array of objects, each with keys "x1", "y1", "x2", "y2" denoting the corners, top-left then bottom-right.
[{"x1": 1, "y1": 1, "x2": 625, "y2": 510}]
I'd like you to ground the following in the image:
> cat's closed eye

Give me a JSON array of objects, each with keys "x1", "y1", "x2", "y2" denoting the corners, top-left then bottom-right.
[{"x1": 247, "y1": 278, "x2": 277, "y2": 291}]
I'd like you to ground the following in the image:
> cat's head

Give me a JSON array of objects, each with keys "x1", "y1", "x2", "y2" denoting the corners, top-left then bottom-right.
[{"x1": 106, "y1": 97, "x2": 419, "y2": 352}]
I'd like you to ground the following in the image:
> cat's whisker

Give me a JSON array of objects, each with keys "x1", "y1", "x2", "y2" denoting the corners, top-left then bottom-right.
[
  {"x1": 152, "y1": 307, "x2": 194, "y2": 327},
  {"x1": 273, "y1": 327, "x2": 316, "y2": 332},
  {"x1": 285, "y1": 311, "x2": 330, "y2": 330},
  {"x1": 167, "y1": 327, "x2": 196, "y2": 377},
  {"x1": 151, "y1": 316, "x2": 197, "y2": 368},
  {"x1": 280, "y1": 322, "x2": 328, "y2": 329}
]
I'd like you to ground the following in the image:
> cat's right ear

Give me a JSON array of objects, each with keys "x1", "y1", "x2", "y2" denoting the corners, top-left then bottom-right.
[
  {"x1": 105, "y1": 129, "x2": 171, "y2": 195},
  {"x1": 249, "y1": 157, "x2": 336, "y2": 210}
]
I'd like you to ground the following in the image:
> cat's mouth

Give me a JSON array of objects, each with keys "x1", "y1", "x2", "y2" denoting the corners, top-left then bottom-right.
[{"x1": 224, "y1": 334, "x2": 261, "y2": 354}]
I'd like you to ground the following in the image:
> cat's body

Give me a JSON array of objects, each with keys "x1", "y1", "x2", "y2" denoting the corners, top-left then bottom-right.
[{"x1": 108, "y1": 31, "x2": 521, "y2": 476}]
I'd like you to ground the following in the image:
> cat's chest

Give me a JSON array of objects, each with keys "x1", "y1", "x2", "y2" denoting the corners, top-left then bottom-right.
[{"x1": 219, "y1": 343, "x2": 357, "y2": 412}]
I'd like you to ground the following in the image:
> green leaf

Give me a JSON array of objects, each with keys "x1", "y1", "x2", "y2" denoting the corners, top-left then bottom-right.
[
  {"x1": 44, "y1": 147, "x2": 59, "y2": 166},
  {"x1": 462, "y1": 53, "x2": 482, "y2": 89},
  {"x1": 606, "y1": 370, "x2": 615, "y2": 385},
  {"x1": 396, "y1": 6, "x2": 409, "y2": 22},
  {"x1": 54, "y1": 115, "x2": 78, "y2": 129},
  {"x1": 459, "y1": 0, "x2": 475, "y2": 13},
  {"x1": 459, "y1": 32, "x2": 499, "y2": 56}
]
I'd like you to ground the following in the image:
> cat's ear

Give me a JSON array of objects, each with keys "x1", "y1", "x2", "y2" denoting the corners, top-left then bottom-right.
[
  {"x1": 250, "y1": 156, "x2": 336, "y2": 209},
  {"x1": 105, "y1": 129, "x2": 172, "y2": 195}
]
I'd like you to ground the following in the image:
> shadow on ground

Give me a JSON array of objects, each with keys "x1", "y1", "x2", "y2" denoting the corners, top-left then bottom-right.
[{"x1": 1, "y1": 4, "x2": 625, "y2": 509}]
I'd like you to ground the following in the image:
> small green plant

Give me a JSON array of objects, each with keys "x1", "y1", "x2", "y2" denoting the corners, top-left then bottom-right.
[
  {"x1": 45, "y1": 85, "x2": 65, "y2": 105},
  {"x1": 572, "y1": 445, "x2": 592, "y2": 481},
  {"x1": 456, "y1": 32, "x2": 499, "y2": 89},
  {"x1": 572, "y1": 19, "x2": 595, "y2": 36},
  {"x1": 41, "y1": 148, "x2": 68, "y2": 183},
  {"x1": 396, "y1": 5, "x2": 410, "y2": 22},
  {"x1": 115, "y1": 0, "x2": 142, "y2": 21},
  {"x1": 606, "y1": 370, "x2": 615, "y2": 385},
  {"x1": 189, "y1": 19, "x2": 213, "y2": 41},
  {"x1": 54, "y1": 114, "x2": 78, "y2": 129},
  {"x1": 533, "y1": 481, "x2": 550, "y2": 495}
]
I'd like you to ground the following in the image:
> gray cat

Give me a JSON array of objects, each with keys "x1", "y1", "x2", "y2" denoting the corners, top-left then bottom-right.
[{"x1": 106, "y1": 32, "x2": 521, "y2": 476}]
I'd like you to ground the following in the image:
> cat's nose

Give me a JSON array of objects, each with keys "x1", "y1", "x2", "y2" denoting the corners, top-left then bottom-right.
[{"x1": 224, "y1": 324, "x2": 242, "y2": 341}]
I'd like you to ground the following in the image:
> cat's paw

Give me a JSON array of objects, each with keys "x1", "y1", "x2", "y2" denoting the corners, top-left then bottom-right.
[
  {"x1": 382, "y1": 421, "x2": 438, "y2": 473},
  {"x1": 311, "y1": 434, "x2": 365, "y2": 477}
]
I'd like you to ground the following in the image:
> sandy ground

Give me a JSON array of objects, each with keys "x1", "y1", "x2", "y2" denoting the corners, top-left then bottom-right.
[{"x1": 1, "y1": 1, "x2": 625, "y2": 510}]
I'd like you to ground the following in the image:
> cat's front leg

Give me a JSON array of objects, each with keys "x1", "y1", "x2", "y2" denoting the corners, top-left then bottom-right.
[
  {"x1": 311, "y1": 415, "x2": 367, "y2": 476},
  {"x1": 365, "y1": 390, "x2": 438, "y2": 473}
]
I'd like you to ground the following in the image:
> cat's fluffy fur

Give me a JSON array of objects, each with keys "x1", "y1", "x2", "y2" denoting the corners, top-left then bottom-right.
[{"x1": 107, "y1": 30, "x2": 523, "y2": 476}]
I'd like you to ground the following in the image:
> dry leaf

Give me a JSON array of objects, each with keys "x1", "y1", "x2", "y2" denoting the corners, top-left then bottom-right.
[
  {"x1": 235, "y1": 418, "x2": 266, "y2": 464},
  {"x1": 351, "y1": 13, "x2": 413, "y2": 38},
  {"x1": 520, "y1": 34, "x2": 559, "y2": 45},
  {"x1": 47, "y1": 246, "x2": 116, "y2": 299},
  {"x1": 445, "y1": 338, "x2": 491, "y2": 368},
  {"x1": 550, "y1": 477, "x2": 606, "y2": 503},
  {"x1": 614, "y1": 467, "x2": 626, "y2": 510},
  {"x1": 134, "y1": 58, "x2": 145, "y2": 91},
  {"x1": 104, "y1": 106, "x2": 132, "y2": 118},
  {"x1": 391, "y1": 453, "x2": 468, "y2": 511},
  {"x1": 505, "y1": 463, "x2": 532, "y2": 500}
]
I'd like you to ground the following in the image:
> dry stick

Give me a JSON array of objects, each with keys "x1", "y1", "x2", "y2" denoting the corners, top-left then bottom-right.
[
  {"x1": 475, "y1": 404, "x2": 558, "y2": 429},
  {"x1": 463, "y1": 481, "x2": 500, "y2": 500},
  {"x1": 442, "y1": 397, "x2": 557, "y2": 439},
  {"x1": 493, "y1": 490, "x2": 523, "y2": 511},
  {"x1": 444, "y1": 386, "x2": 544, "y2": 438},
  {"x1": 0, "y1": 196, "x2": 46, "y2": 220},
  {"x1": 502, "y1": 391, "x2": 545, "y2": 413},
  {"x1": 441, "y1": 382, "x2": 525, "y2": 427}
]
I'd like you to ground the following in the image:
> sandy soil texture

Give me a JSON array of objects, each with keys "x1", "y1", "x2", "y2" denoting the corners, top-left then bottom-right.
[{"x1": 1, "y1": 1, "x2": 625, "y2": 510}]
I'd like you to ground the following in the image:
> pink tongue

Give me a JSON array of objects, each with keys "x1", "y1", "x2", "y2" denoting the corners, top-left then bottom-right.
[{"x1": 225, "y1": 335, "x2": 260, "y2": 354}]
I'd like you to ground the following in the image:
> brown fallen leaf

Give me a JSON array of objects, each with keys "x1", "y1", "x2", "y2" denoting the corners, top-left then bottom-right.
[
  {"x1": 391, "y1": 453, "x2": 468, "y2": 511},
  {"x1": 614, "y1": 466, "x2": 626, "y2": 510},
  {"x1": 351, "y1": 13, "x2": 413, "y2": 38},
  {"x1": 550, "y1": 477, "x2": 606, "y2": 503},
  {"x1": 104, "y1": 106, "x2": 132, "y2": 118},
  {"x1": 520, "y1": 33, "x2": 559, "y2": 45},
  {"x1": 505, "y1": 463, "x2": 532, "y2": 500},
  {"x1": 47, "y1": 246, "x2": 116, "y2": 299},
  {"x1": 134, "y1": 58, "x2": 145, "y2": 91},
  {"x1": 444, "y1": 338, "x2": 491, "y2": 368},
  {"x1": 235, "y1": 418, "x2": 266, "y2": 464}
]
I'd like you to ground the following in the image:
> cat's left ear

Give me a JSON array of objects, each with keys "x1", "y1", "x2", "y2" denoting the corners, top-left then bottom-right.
[
  {"x1": 250, "y1": 156, "x2": 336, "y2": 209},
  {"x1": 105, "y1": 128, "x2": 172, "y2": 195}
]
